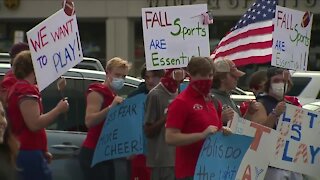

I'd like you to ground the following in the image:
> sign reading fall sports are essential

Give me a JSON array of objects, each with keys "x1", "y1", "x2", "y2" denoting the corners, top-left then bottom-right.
[
  {"x1": 142, "y1": 4, "x2": 210, "y2": 70},
  {"x1": 91, "y1": 94, "x2": 147, "y2": 167},
  {"x1": 27, "y1": 6, "x2": 83, "y2": 91},
  {"x1": 272, "y1": 6, "x2": 313, "y2": 71}
]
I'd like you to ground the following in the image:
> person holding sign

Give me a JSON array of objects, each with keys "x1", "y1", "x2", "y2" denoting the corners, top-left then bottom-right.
[
  {"x1": 211, "y1": 59, "x2": 258, "y2": 125},
  {"x1": 128, "y1": 64, "x2": 164, "y2": 180},
  {"x1": 250, "y1": 67, "x2": 303, "y2": 180},
  {"x1": 79, "y1": 57, "x2": 130, "y2": 180},
  {"x1": 144, "y1": 68, "x2": 185, "y2": 180},
  {"x1": 165, "y1": 57, "x2": 230, "y2": 179},
  {"x1": 6, "y1": 51, "x2": 69, "y2": 180}
]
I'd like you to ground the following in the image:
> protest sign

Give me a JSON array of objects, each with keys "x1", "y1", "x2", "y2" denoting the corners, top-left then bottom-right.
[
  {"x1": 194, "y1": 132, "x2": 253, "y2": 180},
  {"x1": 27, "y1": 6, "x2": 83, "y2": 91},
  {"x1": 142, "y1": 4, "x2": 210, "y2": 70},
  {"x1": 271, "y1": 6, "x2": 313, "y2": 71},
  {"x1": 91, "y1": 94, "x2": 146, "y2": 167},
  {"x1": 270, "y1": 104, "x2": 320, "y2": 178},
  {"x1": 228, "y1": 115, "x2": 278, "y2": 180}
]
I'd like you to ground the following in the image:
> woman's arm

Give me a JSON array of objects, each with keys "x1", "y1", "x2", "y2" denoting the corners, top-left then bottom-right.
[{"x1": 20, "y1": 98, "x2": 68, "y2": 131}]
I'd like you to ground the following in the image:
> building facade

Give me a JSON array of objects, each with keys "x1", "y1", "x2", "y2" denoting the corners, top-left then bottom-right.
[{"x1": 0, "y1": 0, "x2": 319, "y2": 76}]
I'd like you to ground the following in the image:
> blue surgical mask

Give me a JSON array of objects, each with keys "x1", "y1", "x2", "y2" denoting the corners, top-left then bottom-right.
[{"x1": 111, "y1": 77, "x2": 125, "y2": 90}]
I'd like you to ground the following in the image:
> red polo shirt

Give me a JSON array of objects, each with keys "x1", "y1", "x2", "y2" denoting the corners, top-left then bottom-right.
[
  {"x1": 7, "y1": 80, "x2": 47, "y2": 151},
  {"x1": 82, "y1": 83, "x2": 115, "y2": 149},
  {"x1": 166, "y1": 85, "x2": 223, "y2": 179}
]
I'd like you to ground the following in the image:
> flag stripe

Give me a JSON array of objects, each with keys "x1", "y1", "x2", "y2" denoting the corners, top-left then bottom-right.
[
  {"x1": 214, "y1": 48, "x2": 272, "y2": 62},
  {"x1": 233, "y1": 54, "x2": 272, "y2": 66},
  {"x1": 214, "y1": 33, "x2": 272, "y2": 56},
  {"x1": 217, "y1": 20, "x2": 273, "y2": 46},
  {"x1": 218, "y1": 24, "x2": 273, "y2": 48},
  {"x1": 214, "y1": 41, "x2": 272, "y2": 59}
]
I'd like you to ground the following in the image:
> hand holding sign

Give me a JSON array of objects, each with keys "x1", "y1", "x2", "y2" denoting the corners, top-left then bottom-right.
[
  {"x1": 110, "y1": 96, "x2": 124, "y2": 108},
  {"x1": 202, "y1": 125, "x2": 218, "y2": 139},
  {"x1": 56, "y1": 99, "x2": 69, "y2": 113}
]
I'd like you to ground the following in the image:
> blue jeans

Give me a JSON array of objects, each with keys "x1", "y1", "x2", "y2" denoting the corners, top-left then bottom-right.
[{"x1": 17, "y1": 150, "x2": 52, "y2": 180}]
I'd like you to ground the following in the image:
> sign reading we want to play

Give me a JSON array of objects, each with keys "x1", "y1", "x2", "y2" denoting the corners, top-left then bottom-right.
[
  {"x1": 27, "y1": 4, "x2": 83, "y2": 91},
  {"x1": 142, "y1": 4, "x2": 210, "y2": 70}
]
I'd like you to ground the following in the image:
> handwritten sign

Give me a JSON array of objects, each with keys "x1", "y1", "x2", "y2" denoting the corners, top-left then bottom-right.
[
  {"x1": 27, "y1": 8, "x2": 83, "y2": 91},
  {"x1": 271, "y1": 6, "x2": 313, "y2": 71},
  {"x1": 142, "y1": 4, "x2": 210, "y2": 70},
  {"x1": 194, "y1": 132, "x2": 253, "y2": 180},
  {"x1": 91, "y1": 94, "x2": 147, "y2": 167},
  {"x1": 228, "y1": 115, "x2": 278, "y2": 180},
  {"x1": 270, "y1": 104, "x2": 320, "y2": 178}
]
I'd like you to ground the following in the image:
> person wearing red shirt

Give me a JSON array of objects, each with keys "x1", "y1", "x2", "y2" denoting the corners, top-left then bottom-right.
[
  {"x1": 6, "y1": 51, "x2": 69, "y2": 180},
  {"x1": 165, "y1": 57, "x2": 231, "y2": 179},
  {"x1": 0, "y1": 42, "x2": 29, "y2": 107},
  {"x1": 79, "y1": 57, "x2": 130, "y2": 180}
]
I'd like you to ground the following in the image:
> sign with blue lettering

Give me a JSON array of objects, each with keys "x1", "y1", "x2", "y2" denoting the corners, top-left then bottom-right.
[
  {"x1": 270, "y1": 104, "x2": 320, "y2": 178},
  {"x1": 91, "y1": 94, "x2": 146, "y2": 167},
  {"x1": 272, "y1": 6, "x2": 313, "y2": 71},
  {"x1": 142, "y1": 4, "x2": 210, "y2": 70},
  {"x1": 27, "y1": 5, "x2": 83, "y2": 91},
  {"x1": 194, "y1": 132, "x2": 253, "y2": 180}
]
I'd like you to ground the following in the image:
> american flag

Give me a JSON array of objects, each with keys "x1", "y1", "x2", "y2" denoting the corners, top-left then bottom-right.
[{"x1": 210, "y1": 0, "x2": 278, "y2": 66}]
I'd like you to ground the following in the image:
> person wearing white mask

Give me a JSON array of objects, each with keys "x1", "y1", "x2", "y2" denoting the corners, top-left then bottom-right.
[
  {"x1": 250, "y1": 67, "x2": 303, "y2": 180},
  {"x1": 79, "y1": 57, "x2": 130, "y2": 180}
]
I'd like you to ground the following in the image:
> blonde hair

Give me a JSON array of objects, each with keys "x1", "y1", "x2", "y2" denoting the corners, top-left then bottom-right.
[{"x1": 105, "y1": 57, "x2": 130, "y2": 72}]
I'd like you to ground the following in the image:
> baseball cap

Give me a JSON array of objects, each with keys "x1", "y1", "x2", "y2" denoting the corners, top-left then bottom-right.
[
  {"x1": 9, "y1": 42, "x2": 29, "y2": 59},
  {"x1": 214, "y1": 59, "x2": 245, "y2": 77}
]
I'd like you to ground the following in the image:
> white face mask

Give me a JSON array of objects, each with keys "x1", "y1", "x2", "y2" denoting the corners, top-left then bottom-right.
[{"x1": 271, "y1": 82, "x2": 286, "y2": 98}]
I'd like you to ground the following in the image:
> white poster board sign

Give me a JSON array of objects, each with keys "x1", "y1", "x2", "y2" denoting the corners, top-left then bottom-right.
[
  {"x1": 142, "y1": 4, "x2": 210, "y2": 70},
  {"x1": 27, "y1": 8, "x2": 83, "y2": 91},
  {"x1": 270, "y1": 104, "x2": 320, "y2": 178},
  {"x1": 271, "y1": 6, "x2": 313, "y2": 71},
  {"x1": 228, "y1": 114, "x2": 278, "y2": 179}
]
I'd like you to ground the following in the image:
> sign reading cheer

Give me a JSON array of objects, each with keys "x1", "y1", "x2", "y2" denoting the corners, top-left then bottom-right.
[
  {"x1": 271, "y1": 6, "x2": 313, "y2": 71},
  {"x1": 142, "y1": 4, "x2": 210, "y2": 70},
  {"x1": 27, "y1": 7, "x2": 83, "y2": 91},
  {"x1": 271, "y1": 104, "x2": 320, "y2": 178},
  {"x1": 194, "y1": 132, "x2": 253, "y2": 180},
  {"x1": 91, "y1": 94, "x2": 146, "y2": 167}
]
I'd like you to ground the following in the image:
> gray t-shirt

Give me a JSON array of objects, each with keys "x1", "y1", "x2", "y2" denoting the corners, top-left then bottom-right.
[
  {"x1": 144, "y1": 83, "x2": 176, "y2": 167},
  {"x1": 211, "y1": 88, "x2": 241, "y2": 115}
]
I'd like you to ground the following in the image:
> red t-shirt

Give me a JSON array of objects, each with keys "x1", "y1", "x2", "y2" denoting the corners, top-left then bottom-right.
[
  {"x1": 0, "y1": 70, "x2": 18, "y2": 105},
  {"x1": 7, "y1": 80, "x2": 47, "y2": 151},
  {"x1": 165, "y1": 85, "x2": 223, "y2": 179},
  {"x1": 0, "y1": 70, "x2": 17, "y2": 92},
  {"x1": 82, "y1": 83, "x2": 115, "y2": 149}
]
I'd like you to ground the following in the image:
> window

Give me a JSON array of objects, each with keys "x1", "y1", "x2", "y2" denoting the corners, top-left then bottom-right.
[
  {"x1": 287, "y1": 77, "x2": 312, "y2": 96},
  {"x1": 44, "y1": 77, "x2": 87, "y2": 132}
]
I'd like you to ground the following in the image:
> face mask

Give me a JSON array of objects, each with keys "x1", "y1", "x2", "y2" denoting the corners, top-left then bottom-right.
[
  {"x1": 191, "y1": 79, "x2": 213, "y2": 96},
  {"x1": 161, "y1": 77, "x2": 178, "y2": 93},
  {"x1": 111, "y1": 77, "x2": 125, "y2": 90},
  {"x1": 271, "y1": 82, "x2": 286, "y2": 98}
]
